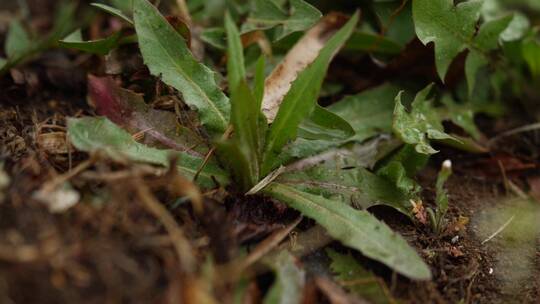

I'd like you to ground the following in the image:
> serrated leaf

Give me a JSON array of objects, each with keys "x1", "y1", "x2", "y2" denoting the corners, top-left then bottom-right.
[
  {"x1": 263, "y1": 251, "x2": 305, "y2": 304},
  {"x1": 329, "y1": 84, "x2": 402, "y2": 142},
  {"x1": 278, "y1": 137, "x2": 410, "y2": 214},
  {"x1": 414, "y1": 0, "x2": 513, "y2": 93},
  {"x1": 261, "y1": 13, "x2": 358, "y2": 175},
  {"x1": 59, "y1": 29, "x2": 123, "y2": 55},
  {"x1": 327, "y1": 249, "x2": 394, "y2": 304},
  {"x1": 91, "y1": 3, "x2": 133, "y2": 24},
  {"x1": 68, "y1": 117, "x2": 229, "y2": 189},
  {"x1": 264, "y1": 183, "x2": 431, "y2": 280},
  {"x1": 133, "y1": 0, "x2": 230, "y2": 134},
  {"x1": 242, "y1": 0, "x2": 322, "y2": 41},
  {"x1": 393, "y1": 84, "x2": 457, "y2": 155},
  {"x1": 5, "y1": 20, "x2": 31, "y2": 59},
  {"x1": 413, "y1": 0, "x2": 482, "y2": 80},
  {"x1": 279, "y1": 164, "x2": 411, "y2": 215}
]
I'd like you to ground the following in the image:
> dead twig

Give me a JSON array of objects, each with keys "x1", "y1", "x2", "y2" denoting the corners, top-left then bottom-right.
[
  {"x1": 481, "y1": 215, "x2": 515, "y2": 245},
  {"x1": 193, "y1": 125, "x2": 233, "y2": 182}
]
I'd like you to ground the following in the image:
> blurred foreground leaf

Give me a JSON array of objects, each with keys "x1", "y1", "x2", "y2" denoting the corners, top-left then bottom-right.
[{"x1": 327, "y1": 249, "x2": 394, "y2": 304}]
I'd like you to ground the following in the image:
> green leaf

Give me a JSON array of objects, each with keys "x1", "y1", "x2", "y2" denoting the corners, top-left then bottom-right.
[
  {"x1": 278, "y1": 165, "x2": 412, "y2": 215},
  {"x1": 429, "y1": 160, "x2": 452, "y2": 233},
  {"x1": 377, "y1": 161, "x2": 419, "y2": 196},
  {"x1": 0, "y1": 58, "x2": 6, "y2": 70},
  {"x1": 379, "y1": 144, "x2": 429, "y2": 179},
  {"x1": 297, "y1": 105, "x2": 355, "y2": 142},
  {"x1": 242, "y1": 0, "x2": 322, "y2": 41},
  {"x1": 392, "y1": 84, "x2": 457, "y2": 155},
  {"x1": 376, "y1": 145, "x2": 429, "y2": 195},
  {"x1": 436, "y1": 134, "x2": 488, "y2": 154},
  {"x1": 5, "y1": 20, "x2": 31, "y2": 59},
  {"x1": 219, "y1": 81, "x2": 262, "y2": 190},
  {"x1": 68, "y1": 117, "x2": 229, "y2": 188},
  {"x1": 201, "y1": 27, "x2": 226, "y2": 49},
  {"x1": 222, "y1": 14, "x2": 264, "y2": 190},
  {"x1": 59, "y1": 29, "x2": 123, "y2": 55},
  {"x1": 413, "y1": 0, "x2": 483, "y2": 81},
  {"x1": 414, "y1": 0, "x2": 513, "y2": 93},
  {"x1": 225, "y1": 12, "x2": 246, "y2": 92},
  {"x1": 133, "y1": 0, "x2": 230, "y2": 134},
  {"x1": 261, "y1": 13, "x2": 358, "y2": 175},
  {"x1": 500, "y1": 13, "x2": 530, "y2": 42},
  {"x1": 466, "y1": 15, "x2": 513, "y2": 95},
  {"x1": 345, "y1": 32, "x2": 403, "y2": 55},
  {"x1": 91, "y1": 3, "x2": 134, "y2": 24},
  {"x1": 522, "y1": 37, "x2": 540, "y2": 78},
  {"x1": 440, "y1": 95, "x2": 482, "y2": 140},
  {"x1": 263, "y1": 251, "x2": 305, "y2": 304},
  {"x1": 109, "y1": 0, "x2": 133, "y2": 12},
  {"x1": 435, "y1": 160, "x2": 452, "y2": 215},
  {"x1": 329, "y1": 84, "x2": 402, "y2": 142},
  {"x1": 265, "y1": 183, "x2": 431, "y2": 280},
  {"x1": 1, "y1": 2, "x2": 76, "y2": 75},
  {"x1": 327, "y1": 249, "x2": 394, "y2": 304},
  {"x1": 216, "y1": 141, "x2": 256, "y2": 191},
  {"x1": 373, "y1": 0, "x2": 416, "y2": 47}
]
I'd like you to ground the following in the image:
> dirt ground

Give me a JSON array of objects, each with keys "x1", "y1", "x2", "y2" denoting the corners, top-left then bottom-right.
[{"x1": 1, "y1": 78, "x2": 539, "y2": 303}]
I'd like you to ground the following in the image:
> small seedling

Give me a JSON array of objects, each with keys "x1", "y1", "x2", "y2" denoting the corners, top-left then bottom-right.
[{"x1": 428, "y1": 160, "x2": 452, "y2": 234}]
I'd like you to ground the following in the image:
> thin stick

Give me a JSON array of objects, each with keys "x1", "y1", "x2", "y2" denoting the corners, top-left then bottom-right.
[
  {"x1": 176, "y1": 0, "x2": 192, "y2": 25},
  {"x1": 488, "y1": 122, "x2": 540, "y2": 146},
  {"x1": 240, "y1": 216, "x2": 302, "y2": 269},
  {"x1": 135, "y1": 179, "x2": 196, "y2": 273},
  {"x1": 481, "y1": 215, "x2": 515, "y2": 245},
  {"x1": 42, "y1": 157, "x2": 94, "y2": 193},
  {"x1": 193, "y1": 125, "x2": 233, "y2": 182}
]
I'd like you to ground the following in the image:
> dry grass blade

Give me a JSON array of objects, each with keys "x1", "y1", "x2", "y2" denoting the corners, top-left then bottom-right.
[
  {"x1": 40, "y1": 157, "x2": 95, "y2": 193},
  {"x1": 134, "y1": 178, "x2": 196, "y2": 274},
  {"x1": 274, "y1": 225, "x2": 333, "y2": 258},
  {"x1": 488, "y1": 122, "x2": 540, "y2": 146},
  {"x1": 262, "y1": 13, "x2": 350, "y2": 122},
  {"x1": 241, "y1": 216, "x2": 302, "y2": 268},
  {"x1": 223, "y1": 216, "x2": 302, "y2": 280},
  {"x1": 315, "y1": 276, "x2": 370, "y2": 304}
]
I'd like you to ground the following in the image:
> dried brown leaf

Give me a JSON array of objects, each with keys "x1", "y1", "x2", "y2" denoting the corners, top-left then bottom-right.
[{"x1": 262, "y1": 13, "x2": 349, "y2": 122}]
